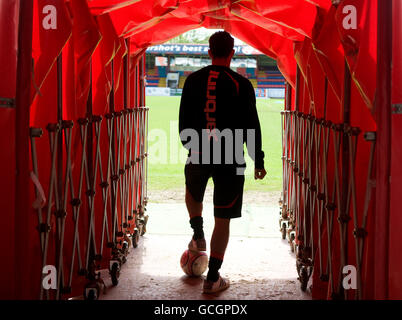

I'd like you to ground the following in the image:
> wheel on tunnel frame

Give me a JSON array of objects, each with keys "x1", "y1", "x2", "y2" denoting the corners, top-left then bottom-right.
[
  {"x1": 121, "y1": 241, "x2": 129, "y2": 259},
  {"x1": 289, "y1": 232, "x2": 296, "y2": 252},
  {"x1": 300, "y1": 267, "x2": 308, "y2": 292},
  {"x1": 84, "y1": 284, "x2": 100, "y2": 300},
  {"x1": 110, "y1": 262, "x2": 120, "y2": 286},
  {"x1": 86, "y1": 289, "x2": 96, "y2": 301},
  {"x1": 281, "y1": 223, "x2": 287, "y2": 240},
  {"x1": 140, "y1": 215, "x2": 149, "y2": 236},
  {"x1": 132, "y1": 229, "x2": 139, "y2": 248}
]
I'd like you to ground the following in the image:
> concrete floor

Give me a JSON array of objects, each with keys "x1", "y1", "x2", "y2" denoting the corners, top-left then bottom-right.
[{"x1": 99, "y1": 201, "x2": 311, "y2": 300}]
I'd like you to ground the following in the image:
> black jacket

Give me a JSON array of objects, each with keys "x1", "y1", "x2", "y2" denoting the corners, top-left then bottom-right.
[{"x1": 179, "y1": 65, "x2": 265, "y2": 169}]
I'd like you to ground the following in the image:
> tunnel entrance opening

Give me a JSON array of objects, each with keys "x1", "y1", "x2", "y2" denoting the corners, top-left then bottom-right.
[{"x1": 103, "y1": 28, "x2": 305, "y2": 298}]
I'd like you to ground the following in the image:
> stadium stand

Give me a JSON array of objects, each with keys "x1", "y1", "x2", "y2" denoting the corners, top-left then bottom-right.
[{"x1": 146, "y1": 59, "x2": 286, "y2": 90}]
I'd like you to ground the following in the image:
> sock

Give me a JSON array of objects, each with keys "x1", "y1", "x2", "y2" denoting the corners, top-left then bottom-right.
[
  {"x1": 190, "y1": 216, "x2": 204, "y2": 240},
  {"x1": 207, "y1": 256, "x2": 223, "y2": 282}
]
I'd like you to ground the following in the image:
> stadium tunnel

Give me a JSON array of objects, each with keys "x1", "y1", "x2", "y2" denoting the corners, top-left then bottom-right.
[{"x1": 0, "y1": 0, "x2": 400, "y2": 300}]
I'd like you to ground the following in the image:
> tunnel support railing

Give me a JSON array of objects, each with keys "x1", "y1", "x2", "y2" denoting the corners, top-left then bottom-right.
[
  {"x1": 29, "y1": 51, "x2": 149, "y2": 300},
  {"x1": 280, "y1": 110, "x2": 376, "y2": 299}
]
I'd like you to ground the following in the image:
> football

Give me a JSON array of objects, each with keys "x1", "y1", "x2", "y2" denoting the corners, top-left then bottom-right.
[{"x1": 180, "y1": 249, "x2": 208, "y2": 277}]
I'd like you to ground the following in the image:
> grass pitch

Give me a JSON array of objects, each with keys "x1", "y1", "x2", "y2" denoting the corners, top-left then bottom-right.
[{"x1": 146, "y1": 96, "x2": 283, "y2": 192}]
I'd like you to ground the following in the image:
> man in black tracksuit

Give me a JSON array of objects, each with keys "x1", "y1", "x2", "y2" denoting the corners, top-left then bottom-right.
[{"x1": 179, "y1": 31, "x2": 266, "y2": 294}]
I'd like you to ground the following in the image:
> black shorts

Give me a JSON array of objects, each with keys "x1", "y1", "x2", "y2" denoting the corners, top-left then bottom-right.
[{"x1": 184, "y1": 163, "x2": 245, "y2": 219}]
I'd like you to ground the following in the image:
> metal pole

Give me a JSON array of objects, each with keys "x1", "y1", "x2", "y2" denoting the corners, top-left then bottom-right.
[
  {"x1": 374, "y1": 0, "x2": 392, "y2": 300},
  {"x1": 124, "y1": 40, "x2": 129, "y2": 109},
  {"x1": 285, "y1": 81, "x2": 292, "y2": 111},
  {"x1": 14, "y1": 0, "x2": 33, "y2": 300},
  {"x1": 295, "y1": 66, "x2": 301, "y2": 112},
  {"x1": 338, "y1": 59, "x2": 351, "y2": 299},
  {"x1": 86, "y1": 62, "x2": 94, "y2": 265},
  {"x1": 56, "y1": 53, "x2": 64, "y2": 299}
]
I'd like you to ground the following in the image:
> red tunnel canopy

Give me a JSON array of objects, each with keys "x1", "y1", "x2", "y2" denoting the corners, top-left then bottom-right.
[
  {"x1": 86, "y1": 0, "x2": 375, "y2": 109},
  {"x1": 92, "y1": 0, "x2": 324, "y2": 88},
  {"x1": 31, "y1": 0, "x2": 377, "y2": 111}
]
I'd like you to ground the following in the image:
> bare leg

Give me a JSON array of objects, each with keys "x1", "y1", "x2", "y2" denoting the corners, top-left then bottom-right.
[{"x1": 185, "y1": 187, "x2": 202, "y2": 218}]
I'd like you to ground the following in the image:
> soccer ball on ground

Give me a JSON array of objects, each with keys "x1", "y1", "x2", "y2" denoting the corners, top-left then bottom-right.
[{"x1": 180, "y1": 249, "x2": 208, "y2": 277}]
